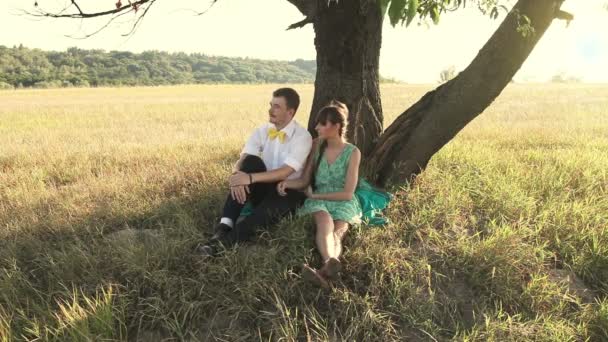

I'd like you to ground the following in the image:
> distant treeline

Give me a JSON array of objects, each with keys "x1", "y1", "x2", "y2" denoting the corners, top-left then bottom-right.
[{"x1": 0, "y1": 45, "x2": 318, "y2": 89}]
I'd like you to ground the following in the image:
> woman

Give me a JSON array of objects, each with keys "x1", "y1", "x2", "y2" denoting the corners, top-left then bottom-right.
[{"x1": 277, "y1": 100, "x2": 362, "y2": 288}]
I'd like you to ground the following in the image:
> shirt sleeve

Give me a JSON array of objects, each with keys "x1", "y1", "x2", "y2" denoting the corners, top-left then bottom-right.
[
  {"x1": 283, "y1": 131, "x2": 313, "y2": 172},
  {"x1": 241, "y1": 126, "x2": 265, "y2": 156}
]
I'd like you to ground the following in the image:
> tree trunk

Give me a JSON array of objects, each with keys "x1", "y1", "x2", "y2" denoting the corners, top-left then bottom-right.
[
  {"x1": 309, "y1": 0, "x2": 383, "y2": 156},
  {"x1": 366, "y1": 0, "x2": 566, "y2": 187}
]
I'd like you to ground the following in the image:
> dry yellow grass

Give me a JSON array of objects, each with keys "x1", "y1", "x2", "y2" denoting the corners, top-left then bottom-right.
[{"x1": 0, "y1": 83, "x2": 607, "y2": 341}]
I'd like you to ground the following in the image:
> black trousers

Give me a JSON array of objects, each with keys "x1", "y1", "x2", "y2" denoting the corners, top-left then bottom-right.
[{"x1": 217, "y1": 155, "x2": 306, "y2": 246}]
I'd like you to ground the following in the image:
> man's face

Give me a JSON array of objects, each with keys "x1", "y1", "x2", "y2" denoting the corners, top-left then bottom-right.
[{"x1": 268, "y1": 96, "x2": 294, "y2": 128}]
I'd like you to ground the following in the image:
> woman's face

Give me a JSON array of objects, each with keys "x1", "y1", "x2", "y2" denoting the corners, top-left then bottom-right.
[{"x1": 315, "y1": 120, "x2": 340, "y2": 139}]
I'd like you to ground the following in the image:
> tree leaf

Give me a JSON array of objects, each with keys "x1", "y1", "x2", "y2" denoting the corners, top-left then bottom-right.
[
  {"x1": 388, "y1": 0, "x2": 406, "y2": 26},
  {"x1": 406, "y1": 0, "x2": 418, "y2": 26},
  {"x1": 431, "y1": 5, "x2": 440, "y2": 25},
  {"x1": 380, "y1": 0, "x2": 391, "y2": 19}
]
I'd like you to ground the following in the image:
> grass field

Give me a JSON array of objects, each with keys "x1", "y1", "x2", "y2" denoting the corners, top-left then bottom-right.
[{"x1": 0, "y1": 84, "x2": 607, "y2": 341}]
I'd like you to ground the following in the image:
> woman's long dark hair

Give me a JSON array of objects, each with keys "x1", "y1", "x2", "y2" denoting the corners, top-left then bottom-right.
[{"x1": 311, "y1": 100, "x2": 348, "y2": 189}]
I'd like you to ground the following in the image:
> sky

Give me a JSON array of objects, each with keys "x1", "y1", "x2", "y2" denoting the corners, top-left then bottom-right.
[{"x1": 2, "y1": 0, "x2": 607, "y2": 83}]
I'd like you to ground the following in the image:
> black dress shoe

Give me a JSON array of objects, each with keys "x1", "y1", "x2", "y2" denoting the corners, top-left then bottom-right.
[
  {"x1": 195, "y1": 243, "x2": 215, "y2": 257},
  {"x1": 211, "y1": 223, "x2": 232, "y2": 240}
]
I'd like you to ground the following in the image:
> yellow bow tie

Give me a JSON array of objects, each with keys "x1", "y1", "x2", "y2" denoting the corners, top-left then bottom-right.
[{"x1": 268, "y1": 127, "x2": 287, "y2": 143}]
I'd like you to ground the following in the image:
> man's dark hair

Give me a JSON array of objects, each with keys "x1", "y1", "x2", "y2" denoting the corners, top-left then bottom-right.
[{"x1": 273, "y1": 88, "x2": 300, "y2": 114}]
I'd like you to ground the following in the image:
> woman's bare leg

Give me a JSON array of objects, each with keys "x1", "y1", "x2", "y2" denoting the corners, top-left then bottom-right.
[
  {"x1": 317, "y1": 220, "x2": 349, "y2": 280},
  {"x1": 333, "y1": 220, "x2": 349, "y2": 259},
  {"x1": 313, "y1": 211, "x2": 336, "y2": 262}
]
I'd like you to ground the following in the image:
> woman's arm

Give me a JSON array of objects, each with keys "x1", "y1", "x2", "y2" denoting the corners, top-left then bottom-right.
[
  {"x1": 283, "y1": 139, "x2": 319, "y2": 190},
  {"x1": 308, "y1": 147, "x2": 360, "y2": 201}
]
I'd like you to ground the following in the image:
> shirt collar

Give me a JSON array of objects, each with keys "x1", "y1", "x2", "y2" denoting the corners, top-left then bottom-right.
[{"x1": 274, "y1": 119, "x2": 297, "y2": 138}]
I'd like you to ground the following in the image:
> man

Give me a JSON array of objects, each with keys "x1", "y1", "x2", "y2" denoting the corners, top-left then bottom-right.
[{"x1": 198, "y1": 88, "x2": 313, "y2": 256}]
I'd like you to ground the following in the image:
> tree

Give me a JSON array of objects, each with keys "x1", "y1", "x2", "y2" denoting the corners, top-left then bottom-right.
[
  {"x1": 551, "y1": 71, "x2": 582, "y2": 83},
  {"x1": 0, "y1": 46, "x2": 316, "y2": 87},
  {"x1": 30, "y1": 0, "x2": 574, "y2": 186}
]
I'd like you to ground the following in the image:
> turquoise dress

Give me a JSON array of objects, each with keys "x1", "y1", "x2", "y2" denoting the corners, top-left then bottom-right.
[{"x1": 297, "y1": 143, "x2": 363, "y2": 224}]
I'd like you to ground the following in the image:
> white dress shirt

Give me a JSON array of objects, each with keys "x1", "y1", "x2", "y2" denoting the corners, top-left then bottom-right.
[{"x1": 241, "y1": 119, "x2": 313, "y2": 180}]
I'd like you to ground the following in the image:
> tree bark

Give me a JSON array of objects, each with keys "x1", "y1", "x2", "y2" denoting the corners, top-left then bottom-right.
[
  {"x1": 309, "y1": 0, "x2": 383, "y2": 156},
  {"x1": 366, "y1": 0, "x2": 566, "y2": 187}
]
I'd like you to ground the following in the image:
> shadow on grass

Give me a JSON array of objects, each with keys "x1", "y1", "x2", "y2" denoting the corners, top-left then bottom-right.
[
  {"x1": 1, "y1": 151, "x2": 417, "y2": 341},
  {"x1": 2, "y1": 150, "x2": 607, "y2": 340}
]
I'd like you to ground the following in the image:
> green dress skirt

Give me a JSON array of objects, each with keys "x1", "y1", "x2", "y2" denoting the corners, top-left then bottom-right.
[{"x1": 297, "y1": 143, "x2": 363, "y2": 225}]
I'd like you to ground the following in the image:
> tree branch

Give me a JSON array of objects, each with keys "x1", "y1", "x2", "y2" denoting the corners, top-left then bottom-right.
[
  {"x1": 121, "y1": 0, "x2": 156, "y2": 36},
  {"x1": 26, "y1": 0, "x2": 222, "y2": 38},
  {"x1": 30, "y1": 0, "x2": 152, "y2": 19},
  {"x1": 285, "y1": 0, "x2": 310, "y2": 16},
  {"x1": 287, "y1": 16, "x2": 313, "y2": 30},
  {"x1": 555, "y1": 9, "x2": 573, "y2": 21},
  {"x1": 367, "y1": 0, "x2": 568, "y2": 186},
  {"x1": 70, "y1": 0, "x2": 84, "y2": 15},
  {"x1": 285, "y1": 0, "x2": 317, "y2": 30},
  {"x1": 194, "y1": 0, "x2": 219, "y2": 16},
  {"x1": 65, "y1": 9, "x2": 133, "y2": 39}
]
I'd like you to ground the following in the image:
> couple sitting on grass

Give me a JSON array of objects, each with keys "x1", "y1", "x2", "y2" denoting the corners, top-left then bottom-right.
[{"x1": 197, "y1": 87, "x2": 388, "y2": 288}]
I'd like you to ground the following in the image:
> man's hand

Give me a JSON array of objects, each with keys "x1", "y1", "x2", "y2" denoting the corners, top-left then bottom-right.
[
  {"x1": 229, "y1": 171, "x2": 251, "y2": 187},
  {"x1": 277, "y1": 180, "x2": 289, "y2": 196},
  {"x1": 231, "y1": 185, "x2": 249, "y2": 204}
]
